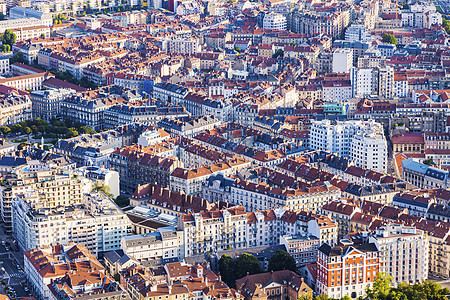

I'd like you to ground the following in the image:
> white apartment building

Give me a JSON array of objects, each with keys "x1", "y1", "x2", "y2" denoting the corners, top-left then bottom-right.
[
  {"x1": 332, "y1": 48, "x2": 353, "y2": 73},
  {"x1": 309, "y1": 120, "x2": 387, "y2": 172},
  {"x1": 167, "y1": 37, "x2": 201, "y2": 54},
  {"x1": 350, "y1": 128, "x2": 387, "y2": 173},
  {"x1": 179, "y1": 206, "x2": 248, "y2": 257},
  {"x1": 230, "y1": 178, "x2": 341, "y2": 213},
  {"x1": 344, "y1": 23, "x2": 371, "y2": 43},
  {"x1": 262, "y1": 12, "x2": 287, "y2": 30},
  {"x1": 369, "y1": 224, "x2": 428, "y2": 285},
  {"x1": 121, "y1": 226, "x2": 183, "y2": 264},
  {"x1": 322, "y1": 80, "x2": 353, "y2": 103},
  {"x1": 350, "y1": 68, "x2": 376, "y2": 97},
  {"x1": 0, "y1": 55, "x2": 10, "y2": 75},
  {"x1": 0, "y1": 94, "x2": 32, "y2": 126},
  {"x1": 30, "y1": 88, "x2": 75, "y2": 121},
  {"x1": 13, "y1": 192, "x2": 131, "y2": 256},
  {"x1": 378, "y1": 67, "x2": 394, "y2": 99}
]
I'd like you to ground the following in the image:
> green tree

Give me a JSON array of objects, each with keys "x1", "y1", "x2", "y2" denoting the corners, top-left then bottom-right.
[
  {"x1": 80, "y1": 126, "x2": 94, "y2": 134},
  {"x1": 1, "y1": 29, "x2": 17, "y2": 47},
  {"x1": 443, "y1": 18, "x2": 450, "y2": 34},
  {"x1": 9, "y1": 52, "x2": 26, "y2": 64},
  {"x1": 0, "y1": 13, "x2": 5, "y2": 20},
  {"x1": 92, "y1": 182, "x2": 114, "y2": 198},
  {"x1": 382, "y1": 33, "x2": 398, "y2": 45},
  {"x1": 235, "y1": 253, "x2": 263, "y2": 279},
  {"x1": 1, "y1": 44, "x2": 9, "y2": 53},
  {"x1": 23, "y1": 126, "x2": 32, "y2": 135},
  {"x1": 315, "y1": 295, "x2": 328, "y2": 300},
  {"x1": 423, "y1": 158, "x2": 435, "y2": 166},
  {"x1": 0, "y1": 126, "x2": 10, "y2": 137},
  {"x1": 272, "y1": 49, "x2": 284, "y2": 58},
  {"x1": 365, "y1": 272, "x2": 392, "y2": 300},
  {"x1": 268, "y1": 249, "x2": 297, "y2": 272},
  {"x1": 115, "y1": 195, "x2": 130, "y2": 207},
  {"x1": 218, "y1": 254, "x2": 236, "y2": 287},
  {"x1": 10, "y1": 124, "x2": 22, "y2": 133}
]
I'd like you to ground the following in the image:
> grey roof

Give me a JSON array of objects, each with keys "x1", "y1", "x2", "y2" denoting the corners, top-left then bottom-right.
[
  {"x1": 0, "y1": 156, "x2": 27, "y2": 167},
  {"x1": 104, "y1": 249, "x2": 125, "y2": 264}
]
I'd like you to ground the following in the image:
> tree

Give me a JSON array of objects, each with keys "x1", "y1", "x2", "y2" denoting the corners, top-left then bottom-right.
[
  {"x1": 115, "y1": 195, "x2": 130, "y2": 207},
  {"x1": 235, "y1": 253, "x2": 263, "y2": 279},
  {"x1": 9, "y1": 52, "x2": 26, "y2": 64},
  {"x1": 365, "y1": 272, "x2": 392, "y2": 300},
  {"x1": 1, "y1": 29, "x2": 17, "y2": 47},
  {"x1": 0, "y1": 126, "x2": 10, "y2": 137},
  {"x1": 443, "y1": 18, "x2": 450, "y2": 35},
  {"x1": 23, "y1": 127, "x2": 32, "y2": 135},
  {"x1": 382, "y1": 33, "x2": 398, "y2": 45},
  {"x1": 80, "y1": 126, "x2": 94, "y2": 134},
  {"x1": 1, "y1": 44, "x2": 9, "y2": 53},
  {"x1": 272, "y1": 49, "x2": 284, "y2": 58},
  {"x1": 268, "y1": 249, "x2": 297, "y2": 272},
  {"x1": 10, "y1": 124, "x2": 22, "y2": 134},
  {"x1": 315, "y1": 295, "x2": 328, "y2": 300},
  {"x1": 92, "y1": 182, "x2": 114, "y2": 198},
  {"x1": 218, "y1": 254, "x2": 236, "y2": 287},
  {"x1": 423, "y1": 158, "x2": 435, "y2": 166}
]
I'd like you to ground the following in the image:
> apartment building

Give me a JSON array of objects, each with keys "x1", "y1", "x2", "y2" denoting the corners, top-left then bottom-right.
[
  {"x1": 179, "y1": 206, "x2": 248, "y2": 257},
  {"x1": 309, "y1": 120, "x2": 387, "y2": 172},
  {"x1": 167, "y1": 37, "x2": 201, "y2": 54},
  {"x1": 332, "y1": 49, "x2": 353, "y2": 73},
  {"x1": 13, "y1": 192, "x2": 131, "y2": 256},
  {"x1": 316, "y1": 242, "x2": 379, "y2": 299},
  {"x1": 169, "y1": 158, "x2": 251, "y2": 196},
  {"x1": 369, "y1": 224, "x2": 428, "y2": 285},
  {"x1": 1, "y1": 168, "x2": 83, "y2": 234},
  {"x1": 0, "y1": 71, "x2": 54, "y2": 91},
  {"x1": 30, "y1": 88, "x2": 75, "y2": 121},
  {"x1": 121, "y1": 226, "x2": 183, "y2": 264},
  {"x1": 24, "y1": 243, "x2": 123, "y2": 300},
  {"x1": 402, "y1": 158, "x2": 449, "y2": 189},
  {"x1": 0, "y1": 93, "x2": 32, "y2": 126},
  {"x1": 280, "y1": 235, "x2": 320, "y2": 266},
  {"x1": 262, "y1": 12, "x2": 287, "y2": 30}
]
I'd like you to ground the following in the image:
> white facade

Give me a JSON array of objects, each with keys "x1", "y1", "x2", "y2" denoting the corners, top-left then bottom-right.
[
  {"x1": 345, "y1": 23, "x2": 371, "y2": 43},
  {"x1": 350, "y1": 68, "x2": 375, "y2": 97},
  {"x1": 369, "y1": 224, "x2": 429, "y2": 285},
  {"x1": 350, "y1": 128, "x2": 387, "y2": 173},
  {"x1": 332, "y1": 48, "x2": 353, "y2": 73},
  {"x1": 309, "y1": 120, "x2": 387, "y2": 172},
  {"x1": 263, "y1": 12, "x2": 287, "y2": 30}
]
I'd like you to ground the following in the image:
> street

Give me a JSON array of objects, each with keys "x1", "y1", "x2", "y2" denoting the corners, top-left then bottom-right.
[{"x1": 0, "y1": 226, "x2": 29, "y2": 299}]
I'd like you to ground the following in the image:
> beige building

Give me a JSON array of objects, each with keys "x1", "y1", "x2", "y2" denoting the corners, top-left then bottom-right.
[{"x1": 0, "y1": 93, "x2": 32, "y2": 126}]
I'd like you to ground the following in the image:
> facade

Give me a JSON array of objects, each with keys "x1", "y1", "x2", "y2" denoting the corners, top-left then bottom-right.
[
  {"x1": 309, "y1": 120, "x2": 387, "y2": 172},
  {"x1": 280, "y1": 235, "x2": 320, "y2": 266},
  {"x1": 402, "y1": 158, "x2": 449, "y2": 189},
  {"x1": 30, "y1": 88, "x2": 75, "y2": 121},
  {"x1": 13, "y1": 192, "x2": 131, "y2": 256},
  {"x1": 121, "y1": 226, "x2": 183, "y2": 265},
  {"x1": 316, "y1": 243, "x2": 379, "y2": 299},
  {"x1": 333, "y1": 48, "x2": 353, "y2": 73},
  {"x1": 0, "y1": 93, "x2": 32, "y2": 126},
  {"x1": 262, "y1": 12, "x2": 287, "y2": 30},
  {"x1": 369, "y1": 224, "x2": 428, "y2": 285}
]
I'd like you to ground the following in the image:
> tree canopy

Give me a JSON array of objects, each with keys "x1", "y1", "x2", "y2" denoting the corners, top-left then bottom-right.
[
  {"x1": 218, "y1": 253, "x2": 263, "y2": 288},
  {"x1": 382, "y1": 33, "x2": 398, "y2": 45},
  {"x1": 268, "y1": 249, "x2": 297, "y2": 272},
  {"x1": 1, "y1": 29, "x2": 16, "y2": 48}
]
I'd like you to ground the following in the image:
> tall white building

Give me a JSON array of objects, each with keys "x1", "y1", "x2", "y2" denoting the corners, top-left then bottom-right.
[
  {"x1": 350, "y1": 128, "x2": 387, "y2": 172},
  {"x1": 345, "y1": 22, "x2": 371, "y2": 43},
  {"x1": 369, "y1": 224, "x2": 429, "y2": 285},
  {"x1": 262, "y1": 12, "x2": 287, "y2": 30},
  {"x1": 12, "y1": 191, "x2": 131, "y2": 256},
  {"x1": 309, "y1": 120, "x2": 387, "y2": 172},
  {"x1": 332, "y1": 48, "x2": 353, "y2": 73},
  {"x1": 378, "y1": 66, "x2": 394, "y2": 99},
  {"x1": 350, "y1": 67, "x2": 376, "y2": 97}
]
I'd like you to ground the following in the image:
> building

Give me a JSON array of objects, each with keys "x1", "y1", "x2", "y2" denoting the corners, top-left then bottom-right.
[
  {"x1": 179, "y1": 206, "x2": 248, "y2": 257},
  {"x1": 236, "y1": 270, "x2": 313, "y2": 300},
  {"x1": 121, "y1": 226, "x2": 183, "y2": 265},
  {"x1": 316, "y1": 242, "x2": 379, "y2": 299},
  {"x1": 24, "y1": 243, "x2": 124, "y2": 300},
  {"x1": 368, "y1": 224, "x2": 428, "y2": 285},
  {"x1": 309, "y1": 120, "x2": 387, "y2": 172},
  {"x1": 167, "y1": 37, "x2": 201, "y2": 54},
  {"x1": 280, "y1": 235, "x2": 320, "y2": 266},
  {"x1": 402, "y1": 158, "x2": 449, "y2": 189},
  {"x1": 333, "y1": 48, "x2": 353, "y2": 73},
  {"x1": 13, "y1": 191, "x2": 131, "y2": 256},
  {"x1": 0, "y1": 93, "x2": 32, "y2": 126},
  {"x1": 30, "y1": 88, "x2": 75, "y2": 121},
  {"x1": 262, "y1": 12, "x2": 287, "y2": 30}
]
